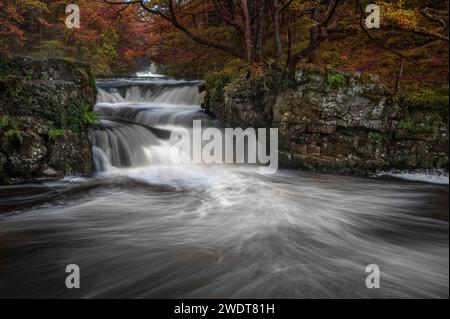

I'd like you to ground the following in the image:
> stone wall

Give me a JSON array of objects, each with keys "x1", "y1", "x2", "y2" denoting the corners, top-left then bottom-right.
[
  {"x1": 0, "y1": 54, "x2": 97, "y2": 183},
  {"x1": 203, "y1": 68, "x2": 449, "y2": 175}
]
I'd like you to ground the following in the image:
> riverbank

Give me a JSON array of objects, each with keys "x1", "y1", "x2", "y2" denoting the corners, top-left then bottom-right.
[
  {"x1": 1, "y1": 55, "x2": 448, "y2": 183},
  {"x1": 203, "y1": 66, "x2": 449, "y2": 176},
  {"x1": 0, "y1": 54, "x2": 97, "y2": 184}
]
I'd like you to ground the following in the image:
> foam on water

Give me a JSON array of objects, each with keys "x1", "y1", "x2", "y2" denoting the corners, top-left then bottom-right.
[
  {"x1": 135, "y1": 64, "x2": 164, "y2": 77},
  {"x1": 377, "y1": 170, "x2": 449, "y2": 185}
]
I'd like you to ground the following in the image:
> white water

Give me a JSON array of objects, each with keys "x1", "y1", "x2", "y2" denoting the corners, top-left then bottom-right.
[
  {"x1": 377, "y1": 170, "x2": 449, "y2": 185},
  {"x1": 135, "y1": 64, "x2": 164, "y2": 77},
  {"x1": 97, "y1": 85, "x2": 203, "y2": 106},
  {"x1": 0, "y1": 76, "x2": 448, "y2": 298}
]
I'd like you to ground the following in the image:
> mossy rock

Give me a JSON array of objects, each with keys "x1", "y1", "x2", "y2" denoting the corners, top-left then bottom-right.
[{"x1": 0, "y1": 53, "x2": 96, "y2": 183}]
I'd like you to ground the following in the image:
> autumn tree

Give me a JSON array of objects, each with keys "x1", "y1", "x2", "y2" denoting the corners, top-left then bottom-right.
[
  {"x1": 103, "y1": 0, "x2": 345, "y2": 71},
  {"x1": 0, "y1": 0, "x2": 148, "y2": 75},
  {"x1": 102, "y1": 0, "x2": 448, "y2": 77},
  {"x1": 2, "y1": 0, "x2": 448, "y2": 82},
  {"x1": 0, "y1": 0, "x2": 56, "y2": 53}
]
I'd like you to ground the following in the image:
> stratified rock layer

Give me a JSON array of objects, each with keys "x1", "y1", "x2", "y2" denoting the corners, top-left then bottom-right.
[{"x1": 203, "y1": 68, "x2": 448, "y2": 175}]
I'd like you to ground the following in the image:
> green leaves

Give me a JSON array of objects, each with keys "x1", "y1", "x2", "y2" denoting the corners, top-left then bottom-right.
[{"x1": 82, "y1": 110, "x2": 98, "y2": 125}]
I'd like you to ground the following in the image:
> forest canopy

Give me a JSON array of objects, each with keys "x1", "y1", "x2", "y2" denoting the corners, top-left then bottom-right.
[{"x1": 0, "y1": 0, "x2": 448, "y2": 94}]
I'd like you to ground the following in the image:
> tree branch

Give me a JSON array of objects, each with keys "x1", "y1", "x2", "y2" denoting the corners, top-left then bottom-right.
[
  {"x1": 165, "y1": 0, "x2": 243, "y2": 59},
  {"x1": 104, "y1": 0, "x2": 243, "y2": 59}
]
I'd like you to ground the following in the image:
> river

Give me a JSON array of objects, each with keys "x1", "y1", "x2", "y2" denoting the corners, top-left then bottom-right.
[{"x1": 0, "y1": 76, "x2": 448, "y2": 298}]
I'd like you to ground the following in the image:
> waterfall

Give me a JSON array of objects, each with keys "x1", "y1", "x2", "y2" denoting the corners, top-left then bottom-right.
[
  {"x1": 96, "y1": 81, "x2": 205, "y2": 106},
  {"x1": 97, "y1": 88, "x2": 125, "y2": 104},
  {"x1": 91, "y1": 120, "x2": 159, "y2": 168},
  {"x1": 91, "y1": 78, "x2": 210, "y2": 171},
  {"x1": 1, "y1": 76, "x2": 447, "y2": 299},
  {"x1": 135, "y1": 63, "x2": 164, "y2": 77}
]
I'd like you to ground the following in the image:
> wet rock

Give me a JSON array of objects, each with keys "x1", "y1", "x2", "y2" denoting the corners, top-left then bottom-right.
[{"x1": 42, "y1": 168, "x2": 57, "y2": 177}]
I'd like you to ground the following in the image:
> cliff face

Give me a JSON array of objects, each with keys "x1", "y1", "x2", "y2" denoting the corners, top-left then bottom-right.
[
  {"x1": 203, "y1": 68, "x2": 449, "y2": 175},
  {"x1": 0, "y1": 54, "x2": 97, "y2": 183}
]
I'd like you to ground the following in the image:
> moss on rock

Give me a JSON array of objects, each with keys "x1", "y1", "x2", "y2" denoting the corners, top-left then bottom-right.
[
  {"x1": 0, "y1": 53, "x2": 96, "y2": 183},
  {"x1": 203, "y1": 66, "x2": 448, "y2": 175}
]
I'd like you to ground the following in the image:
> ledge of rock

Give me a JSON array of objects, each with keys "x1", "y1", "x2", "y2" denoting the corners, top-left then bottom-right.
[
  {"x1": 0, "y1": 54, "x2": 97, "y2": 183},
  {"x1": 203, "y1": 68, "x2": 449, "y2": 175}
]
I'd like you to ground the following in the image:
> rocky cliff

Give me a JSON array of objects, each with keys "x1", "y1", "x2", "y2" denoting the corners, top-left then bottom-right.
[
  {"x1": 0, "y1": 54, "x2": 97, "y2": 183},
  {"x1": 203, "y1": 68, "x2": 449, "y2": 175}
]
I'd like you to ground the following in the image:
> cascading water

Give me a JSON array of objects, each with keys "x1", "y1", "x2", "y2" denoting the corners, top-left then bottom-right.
[
  {"x1": 91, "y1": 78, "x2": 212, "y2": 171},
  {"x1": 96, "y1": 81, "x2": 204, "y2": 106},
  {"x1": 0, "y1": 75, "x2": 448, "y2": 298},
  {"x1": 135, "y1": 63, "x2": 164, "y2": 78}
]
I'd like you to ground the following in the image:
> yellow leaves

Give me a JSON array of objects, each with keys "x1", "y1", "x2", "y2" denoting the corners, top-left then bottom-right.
[{"x1": 377, "y1": 0, "x2": 420, "y2": 28}]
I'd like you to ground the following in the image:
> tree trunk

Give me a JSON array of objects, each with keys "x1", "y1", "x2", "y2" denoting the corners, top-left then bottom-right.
[
  {"x1": 271, "y1": 0, "x2": 282, "y2": 61},
  {"x1": 253, "y1": 0, "x2": 265, "y2": 62},
  {"x1": 240, "y1": 0, "x2": 253, "y2": 62}
]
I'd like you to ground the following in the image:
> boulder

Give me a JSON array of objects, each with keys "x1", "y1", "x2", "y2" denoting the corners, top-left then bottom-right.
[{"x1": 0, "y1": 54, "x2": 96, "y2": 183}]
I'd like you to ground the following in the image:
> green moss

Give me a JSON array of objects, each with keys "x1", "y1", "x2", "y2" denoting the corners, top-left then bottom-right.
[
  {"x1": 0, "y1": 58, "x2": 96, "y2": 133},
  {"x1": 410, "y1": 88, "x2": 449, "y2": 121},
  {"x1": 327, "y1": 73, "x2": 345, "y2": 88},
  {"x1": 395, "y1": 115, "x2": 442, "y2": 134},
  {"x1": 368, "y1": 131, "x2": 391, "y2": 142},
  {"x1": 0, "y1": 115, "x2": 22, "y2": 143},
  {"x1": 412, "y1": 119, "x2": 441, "y2": 134},
  {"x1": 203, "y1": 63, "x2": 283, "y2": 126},
  {"x1": 48, "y1": 129, "x2": 65, "y2": 140},
  {"x1": 24, "y1": 69, "x2": 34, "y2": 80},
  {"x1": 395, "y1": 119, "x2": 413, "y2": 130}
]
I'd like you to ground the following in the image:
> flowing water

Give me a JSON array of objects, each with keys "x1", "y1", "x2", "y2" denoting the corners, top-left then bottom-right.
[{"x1": 0, "y1": 76, "x2": 448, "y2": 298}]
